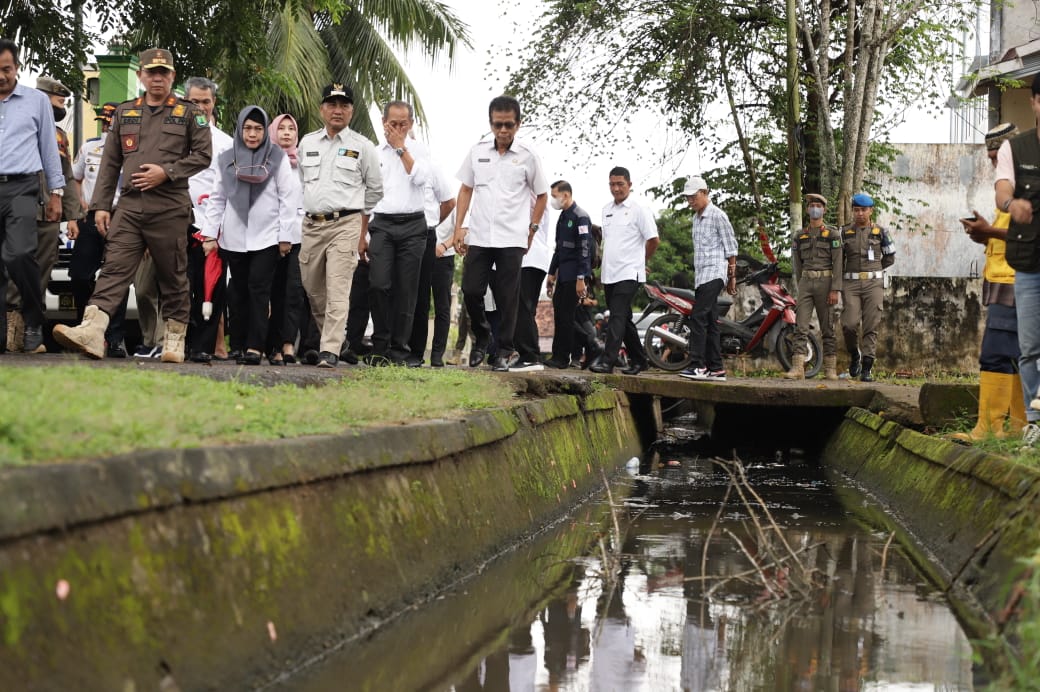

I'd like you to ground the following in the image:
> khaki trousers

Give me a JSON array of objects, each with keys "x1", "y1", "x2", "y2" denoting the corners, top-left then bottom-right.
[
  {"x1": 134, "y1": 253, "x2": 164, "y2": 347},
  {"x1": 793, "y1": 275, "x2": 837, "y2": 357},
  {"x1": 299, "y1": 214, "x2": 361, "y2": 355},
  {"x1": 841, "y1": 277, "x2": 884, "y2": 359}
]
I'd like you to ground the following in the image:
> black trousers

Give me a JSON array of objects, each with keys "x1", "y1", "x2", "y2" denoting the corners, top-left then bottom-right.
[
  {"x1": 407, "y1": 228, "x2": 437, "y2": 359},
  {"x1": 187, "y1": 237, "x2": 226, "y2": 355},
  {"x1": 689, "y1": 278, "x2": 724, "y2": 371},
  {"x1": 603, "y1": 280, "x2": 646, "y2": 365},
  {"x1": 368, "y1": 212, "x2": 427, "y2": 360},
  {"x1": 345, "y1": 260, "x2": 370, "y2": 353},
  {"x1": 222, "y1": 245, "x2": 280, "y2": 353},
  {"x1": 462, "y1": 245, "x2": 524, "y2": 355},
  {"x1": 0, "y1": 177, "x2": 44, "y2": 326},
  {"x1": 430, "y1": 255, "x2": 455, "y2": 357},
  {"x1": 515, "y1": 267, "x2": 545, "y2": 362},
  {"x1": 70, "y1": 211, "x2": 130, "y2": 346},
  {"x1": 551, "y1": 279, "x2": 578, "y2": 363},
  {"x1": 266, "y1": 243, "x2": 304, "y2": 356}
]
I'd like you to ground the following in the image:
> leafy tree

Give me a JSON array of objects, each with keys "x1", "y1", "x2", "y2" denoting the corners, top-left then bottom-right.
[
  {"x1": 3, "y1": 0, "x2": 470, "y2": 141},
  {"x1": 504, "y1": 0, "x2": 977, "y2": 229}
]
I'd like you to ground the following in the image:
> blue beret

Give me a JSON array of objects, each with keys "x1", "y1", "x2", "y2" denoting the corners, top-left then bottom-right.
[{"x1": 851, "y1": 193, "x2": 874, "y2": 208}]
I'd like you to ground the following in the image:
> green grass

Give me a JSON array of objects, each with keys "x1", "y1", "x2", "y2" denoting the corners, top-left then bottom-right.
[{"x1": 0, "y1": 366, "x2": 517, "y2": 466}]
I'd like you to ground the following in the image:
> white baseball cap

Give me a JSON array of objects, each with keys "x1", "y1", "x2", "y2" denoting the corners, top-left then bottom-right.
[{"x1": 682, "y1": 176, "x2": 708, "y2": 196}]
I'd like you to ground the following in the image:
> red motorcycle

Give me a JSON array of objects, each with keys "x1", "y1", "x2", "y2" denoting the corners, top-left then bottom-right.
[{"x1": 639, "y1": 259, "x2": 822, "y2": 377}]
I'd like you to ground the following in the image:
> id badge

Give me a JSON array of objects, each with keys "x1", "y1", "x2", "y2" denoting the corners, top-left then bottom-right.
[{"x1": 867, "y1": 247, "x2": 875, "y2": 261}]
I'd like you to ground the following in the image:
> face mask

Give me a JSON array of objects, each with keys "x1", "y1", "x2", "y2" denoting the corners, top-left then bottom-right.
[
  {"x1": 549, "y1": 196, "x2": 563, "y2": 211},
  {"x1": 52, "y1": 106, "x2": 67, "y2": 122},
  {"x1": 808, "y1": 207, "x2": 825, "y2": 220}
]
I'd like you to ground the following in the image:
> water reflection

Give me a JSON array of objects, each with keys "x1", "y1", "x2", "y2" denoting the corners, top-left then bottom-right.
[
  {"x1": 445, "y1": 453, "x2": 973, "y2": 692},
  {"x1": 274, "y1": 444, "x2": 974, "y2": 691}
]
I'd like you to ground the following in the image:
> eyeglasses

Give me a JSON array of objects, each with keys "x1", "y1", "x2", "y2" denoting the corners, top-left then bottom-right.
[{"x1": 490, "y1": 121, "x2": 517, "y2": 130}]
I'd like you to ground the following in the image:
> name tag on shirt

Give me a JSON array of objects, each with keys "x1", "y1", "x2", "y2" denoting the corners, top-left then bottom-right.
[
  {"x1": 478, "y1": 158, "x2": 491, "y2": 163},
  {"x1": 306, "y1": 151, "x2": 319, "y2": 157},
  {"x1": 340, "y1": 149, "x2": 360, "y2": 159}
]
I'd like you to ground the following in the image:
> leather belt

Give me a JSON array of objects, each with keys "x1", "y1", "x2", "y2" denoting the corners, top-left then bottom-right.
[
  {"x1": 374, "y1": 211, "x2": 425, "y2": 223},
  {"x1": 843, "y1": 271, "x2": 883, "y2": 280},
  {"x1": 305, "y1": 208, "x2": 361, "y2": 222},
  {"x1": 0, "y1": 173, "x2": 33, "y2": 183},
  {"x1": 803, "y1": 270, "x2": 832, "y2": 278}
]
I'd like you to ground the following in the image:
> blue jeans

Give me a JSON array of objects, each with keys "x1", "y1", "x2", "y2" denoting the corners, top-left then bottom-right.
[{"x1": 1015, "y1": 270, "x2": 1040, "y2": 422}]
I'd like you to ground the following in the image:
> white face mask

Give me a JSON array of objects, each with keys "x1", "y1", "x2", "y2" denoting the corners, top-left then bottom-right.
[
  {"x1": 549, "y1": 195, "x2": 563, "y2": 211},
  {"x1": 808, "y1": 206, "x2": 825, "y2": 220}
]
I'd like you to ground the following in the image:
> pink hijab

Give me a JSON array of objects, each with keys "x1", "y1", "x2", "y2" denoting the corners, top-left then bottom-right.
[{"x1": 268, "y1": 113, "x2": 299, "y2": 168}]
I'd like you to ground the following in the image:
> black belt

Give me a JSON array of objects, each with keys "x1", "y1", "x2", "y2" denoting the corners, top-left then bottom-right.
[
  {"x1": 0, "y1": 173, "x2": 34, "y2": 183},
  {"x1": 374, "y1": 211, "x2": 426, "y2": 223},
  {"x1": 305, "y1": 208, "x2": 361, "y2": 222}
]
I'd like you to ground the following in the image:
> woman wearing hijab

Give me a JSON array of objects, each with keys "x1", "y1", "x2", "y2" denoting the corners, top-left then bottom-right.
[
  {"x1": 203, "y1": 106, "x2": 302, "y2": 365},
  {"x1": 264, "y1": 113, "x2": 306, "y2": 364}
]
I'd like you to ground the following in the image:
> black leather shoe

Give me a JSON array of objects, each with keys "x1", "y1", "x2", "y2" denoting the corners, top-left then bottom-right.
[
  {"x1": 430, "y1": 353, "x2": 444, "y2": 367},
  {"x1": 589, "y1": 359, "x2": 614, "y2": 374},
  {"x1": 241, "y1": 351, "x2": 262, "y2": 365},
  {"x1": 404, "y1": 355, "x2": 423, "y2": 368},
  {"x1": 491, "y1": 356, "x2": 510, "y2": 372},
  {"x1": 316, "y1": 351, "x2": 338, "y2": 368},
  {"x1": 228, "y1": 349, "x2": 243, "y2": 362},
  {"x1": 621, "y1": 360, "x2": 647, "y2": 376},
  {"x1": 190, "y1": 351, "x2": 212, "y2": 363},
  {"x1": 469, "y1": 348, "x2": 486, "y2": 368},
  {"x1": 107, "y1": 344, "x2": 128, "y2": 358},
  {"x1": 340, "y1": 348, "x2": 359, "y2": 365},
  {"x1": 543, "y1": 358, "x2": 570, "y2": 370},
  {"x1": 302, "y1": 349, "x2": 320, "y2": 365}
]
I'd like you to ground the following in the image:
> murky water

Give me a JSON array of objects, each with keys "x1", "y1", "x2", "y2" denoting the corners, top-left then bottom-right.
[{"x1": 273, "y1": 424, "x2": 975, "y2": 691}]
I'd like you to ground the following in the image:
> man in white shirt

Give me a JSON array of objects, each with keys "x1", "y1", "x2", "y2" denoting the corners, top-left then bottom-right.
[
  {"x1": 408, "y1": 164, "x2": 456, "y2": 366},
  {"x1": 367, "y1": 101, "x2": 430, "y2": 366},
  {"x1": 298, "y1": 83, "x2": 383, "y2": 368},
  {"x1": 590, "y1": 166, "x2": 659, "y2": 375},
  {"x1": 184, "y1": 76, "x2": 234, "y2": 362},
  {"x1": 451, "y1": 95, "x2": 549, "y2": 372}
]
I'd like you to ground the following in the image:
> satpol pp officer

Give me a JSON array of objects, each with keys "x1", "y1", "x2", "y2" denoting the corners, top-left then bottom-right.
[
  {"x1": 786, "y1": 192, "x2": 843, "y2": 380},
  {"x1": 840, "y1": 192, "x2": 895, "y2": 382}
]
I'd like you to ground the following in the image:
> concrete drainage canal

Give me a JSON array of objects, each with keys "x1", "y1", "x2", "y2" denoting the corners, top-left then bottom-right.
[{"x1": 269, "y1": 413, "x2": 976, "y2": 691}]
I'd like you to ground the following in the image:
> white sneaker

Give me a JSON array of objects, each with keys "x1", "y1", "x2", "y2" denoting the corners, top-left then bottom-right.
[
  {"x1": 1024, "y1": 423, "x2": 1040, "y2": 447},
  {"x1": 510, "y1": 360, "x2": 545, "y2": 372},
  {"x1": 680, "y1": 367, "x2": 709, "y2": 380},
  {"x1": 1031, "y1": 390, "x2": 1040, "y2": 411}
]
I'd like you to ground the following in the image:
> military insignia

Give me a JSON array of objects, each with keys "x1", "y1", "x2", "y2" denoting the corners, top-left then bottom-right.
[
  {"x1": 122, "y1": 133, "x2": 139, "y2": 152},
  {"x1": 567, "y1": 220, "x2": 573, "y2": 228},
  {"x1": 821, "y1": 229, "x2": 830, "y2": 237},
  {"x1": 871, "y1": 228, "x2": 881, "y2": 235},
  {"x1": 832, "y1": 239, "x2": 841, "y2": 248},
  {"x1": 798, "y1": 234, "x2": 809, "y2": 240},
  {"x1": 334, "y1": 83, "x2": 344, "y2": 91},
  {"x1": 344, "y1": 149, "x2": 360, "y2": 159},
  {"x1": 88, "y1": 166, "x2": 95, "y2": 172},
  {"x1": 165, "y1": 96, "x2": 176, "y2": 107},
  {"x1": 194, "y1": 113, "x2": 209, "y2": 127},
  {"x1": 172, "y1": 104, "x2": 186, "y2": 117},
  {"x1": 124, "y1": 109, "x2": 141, "y2": 118}
]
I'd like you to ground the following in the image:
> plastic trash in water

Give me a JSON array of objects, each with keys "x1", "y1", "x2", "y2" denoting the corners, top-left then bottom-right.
[{"x1": 625, "y1": 457, "x2": 640, "y2": 469}]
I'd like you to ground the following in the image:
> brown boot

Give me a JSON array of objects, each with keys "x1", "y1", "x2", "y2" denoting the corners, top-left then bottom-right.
[
  {"x1": 52, "y1": 305, "x2": 109, "y2": 359},
  {"x1": 160, "y1": 319, "x2": 187, "y2": 363},
  {"x1": 784, "y1": 359, "x2": 805, "y2": 379},
  {"x1": 6, "y1": 310, "x2": 24, "y2": 352},
  {"x1": 823, "y1": 355, "x2": 838, "y2": 381}
]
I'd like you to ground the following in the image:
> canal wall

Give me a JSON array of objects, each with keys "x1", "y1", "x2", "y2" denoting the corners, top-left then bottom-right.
[
  {"x1": 820, "y1": 407, "x2": 1040, "y2": 660},
  {"x1": 0, "y1": 387, "x2": 642, "y2": 691}
]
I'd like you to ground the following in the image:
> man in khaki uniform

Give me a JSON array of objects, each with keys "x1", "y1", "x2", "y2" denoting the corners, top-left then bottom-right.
[
  {"x1": 5, "y1": 75, "x2": 81, "y2": 352},
  {"x1": 53, "y1": 48, "x2": 212, "y2": 361},
  {"x1": 298, "y1": 83, "x2": 383, "y2": 368},
  {"x1": 840, "y1": 193, "x2": 895, "y2": 382},
  {"x1": 786, "y1": 193, "x2": 842, "y2": 380}
]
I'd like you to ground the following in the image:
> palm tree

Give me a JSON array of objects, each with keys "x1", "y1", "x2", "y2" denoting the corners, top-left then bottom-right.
[{"x1": 265, "y1": 0, "x2": 471, "y2": 138}]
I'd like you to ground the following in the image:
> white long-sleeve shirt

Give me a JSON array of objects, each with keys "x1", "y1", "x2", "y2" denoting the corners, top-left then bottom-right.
[{"x1": 202, "y1": 154, "x2": 303, "y2": 251}]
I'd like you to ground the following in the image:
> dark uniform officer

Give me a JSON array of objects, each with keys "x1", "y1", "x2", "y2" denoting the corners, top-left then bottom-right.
[
  {"x1": 53, "y1": 48, "x2": 212, "y2": 361},
  {"x1": 545, "y1": 180, "x2": 592, "y2": 369},
  {"x1": 786, "y1": 192, "x2": 842, "y2": 379},
  {"x1": 4, "y1": 75, "x2": 82, "y2": 353},
  {"x1": 840, "y1": 192, "x2": 895, "y2": 382}
]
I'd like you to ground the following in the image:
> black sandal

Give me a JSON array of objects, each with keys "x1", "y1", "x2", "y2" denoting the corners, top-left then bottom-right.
[{"x1": 283, "y1": 352, "x2": 297, "y2": 364}]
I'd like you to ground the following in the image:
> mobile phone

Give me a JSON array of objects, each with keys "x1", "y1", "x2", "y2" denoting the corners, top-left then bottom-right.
[{"x1": 960, "y1": 215, "x2": 977, "y2": 223}]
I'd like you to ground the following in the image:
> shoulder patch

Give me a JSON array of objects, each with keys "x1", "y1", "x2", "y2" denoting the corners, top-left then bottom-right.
[
  {"x1": 194, "y1": 113, "x2": 209, "y2": 127},
  {"x1": 578, "y1": 224, "x2": 589, "y2": 235},
  {"x1": 832, "y1": 239, "x2": 841, "y2": 248},
  {"x1": 871, "y1": 227, "x2": 881, "y2": 235},
  {"x1": 172, "y1": 104, "x2": 186, "y2": 117}
]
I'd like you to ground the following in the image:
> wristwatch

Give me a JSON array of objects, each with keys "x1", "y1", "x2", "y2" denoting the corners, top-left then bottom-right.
[
  {"x1": 576, "y1": 275, "x2": 585, "y2": 280},
  {"x1": 394, "y1": 147, "x2": 405, "y2": 157},
  {"x1": 49, "y1": 188, "x2": 64, "y2": 197},
  {"x1": 529, "y1": 223, "x2": 539, "y2": 232}
]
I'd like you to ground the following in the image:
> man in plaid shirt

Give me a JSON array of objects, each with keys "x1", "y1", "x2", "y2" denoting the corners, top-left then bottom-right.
[{"x1": 679, "y1": 175, "x2": 738, "y2": 382}]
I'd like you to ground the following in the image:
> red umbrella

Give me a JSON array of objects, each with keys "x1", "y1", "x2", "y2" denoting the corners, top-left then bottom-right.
[{"x1": 193, "y1": 193, "x2": 223, "y2": 321}]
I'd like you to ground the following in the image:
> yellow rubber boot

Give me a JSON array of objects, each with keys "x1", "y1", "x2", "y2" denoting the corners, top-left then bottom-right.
[
  {"x1": 1010, "y1": 373, "x2": 1028, "y2": 432},
  {"x1": 952, "y1": 371, "x2": 1011, "y2": 442}
]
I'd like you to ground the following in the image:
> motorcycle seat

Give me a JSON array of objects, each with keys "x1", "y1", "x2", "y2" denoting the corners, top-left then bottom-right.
[{"x1": 663, "y1": 286, "x2": 696, "y2": 301}]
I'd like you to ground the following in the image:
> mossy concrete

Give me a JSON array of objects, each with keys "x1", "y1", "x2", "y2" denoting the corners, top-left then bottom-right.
[
  {"x1": 820, "y1": 406, "x2": 1040, "y2": 656},
  {"x1": 0, "y1": 390, "x2": 642, "y2": 691}
]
